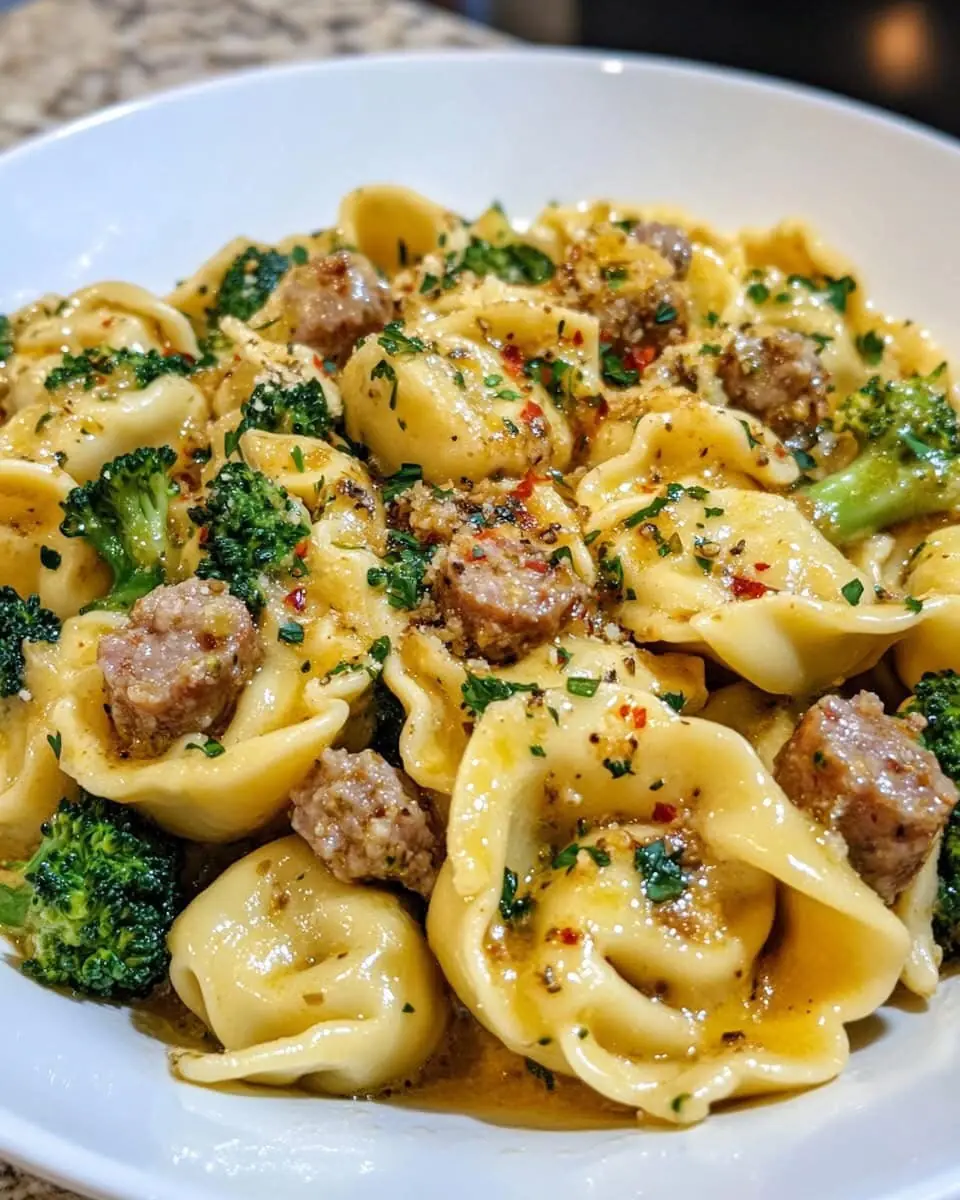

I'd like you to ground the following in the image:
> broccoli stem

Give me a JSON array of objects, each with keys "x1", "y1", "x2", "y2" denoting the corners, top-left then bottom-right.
[{"x1": 804, "y1": 451, "x2": 959, "y2": 545}]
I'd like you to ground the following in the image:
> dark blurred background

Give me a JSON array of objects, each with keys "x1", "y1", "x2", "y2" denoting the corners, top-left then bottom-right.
[{"x1": 432, "y1": 0, "x2": 959, "y2": 137}]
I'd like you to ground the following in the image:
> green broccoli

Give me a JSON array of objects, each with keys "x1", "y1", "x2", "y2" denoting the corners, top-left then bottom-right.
[
  {"x1": 0, "y1": 587, "x2": 61, "y2": 698},
  {"x1": 904, "y1": 670, "x2": 960, "y2": 957},
  {"x1": 0, "y1": 793, "x2": 180, "y2": 998},
  {"x1": 44, "y1": 347, "x2": 197, "y2": 394},
  {"x1": 803, "y1": 368, "x2": 960, "y2": 544},
  {"x1": 0, "y1": 313, "x2": 13, "y2": 363},
  {"x1": 208, "y1": 246, "x2": 292, "y2": 323},
  {"x1": 189, "y1": 461, "x2": 311, "y2": 615},
  {"x1": 225, "y1": 378, "x2": 331, "y2": 454},
  {"x1": 59, "y1": 446, "x2": 178, "y2": 610}
]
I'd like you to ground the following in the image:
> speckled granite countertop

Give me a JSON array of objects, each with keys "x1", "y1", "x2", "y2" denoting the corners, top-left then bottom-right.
[
  {"x1": 0, "y1": 0, "x2": 510, "y2": 149},
  {"x1": 0, "y1": 1, "x2": 508, "y2": 1189}
]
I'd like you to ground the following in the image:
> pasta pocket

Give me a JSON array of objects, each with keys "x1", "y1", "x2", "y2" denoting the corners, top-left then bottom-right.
[
  {"x1": 169, "y1": 835, "x2": 447, "y2": 1093},
  {"x1": 340, "y1": 308, "x2": 575, "y2": 482},
  {"x1": 895, "y1": 526, "x2": 960, "y2": 685},
  {"x1": 585, "y1": 481, "x2": 923, "y2": 693},
  {"x1": 427, "y1": 685, "x2": 908, "y2": 1124},
  {"x1": 0, "y1": 637, "x2": 77, "y2": 859},
  {"x1": 0, "y1": 460, "x2": 108, "y2": 616},
  {"x1": 51, "y1": 612, "x2": 350, "y2": 841}
]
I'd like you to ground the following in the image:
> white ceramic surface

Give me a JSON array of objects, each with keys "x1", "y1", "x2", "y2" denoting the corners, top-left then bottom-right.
[{"x1": 3, "y1": 49, "x2": 960, "y2": 1200}]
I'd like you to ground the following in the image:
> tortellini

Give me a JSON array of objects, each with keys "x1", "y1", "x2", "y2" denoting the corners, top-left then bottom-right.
[
  {"x1": 169, "y1": 836, "x2": 447, "y2": 1093},
  {"x1": 52, "y1": 613, "x2": 350, "y2": 841},
  {"x1": 428, "y1": 686, "x2": 908, "y2": 1124},
  {"x1": 4, "y1": 184, "x2": 960, "y2": 1130}
]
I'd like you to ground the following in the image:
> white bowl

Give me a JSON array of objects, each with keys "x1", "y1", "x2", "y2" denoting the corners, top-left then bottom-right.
[{"x1": 3, "y1": 49, "x2": 960, "y2": 1200}]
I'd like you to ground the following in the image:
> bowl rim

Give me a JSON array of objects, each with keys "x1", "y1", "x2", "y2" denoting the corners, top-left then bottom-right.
[
  {"x1": 4, "y1": 45, "x2": 960, "y2": 1200},
  {"x1": 2, "y1": 45, "x2": 959, "y2": 178}
]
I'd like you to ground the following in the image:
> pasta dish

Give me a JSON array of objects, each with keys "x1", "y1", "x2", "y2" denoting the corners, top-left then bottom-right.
[{"x1": 2, "y1": 185, "x2": 959, "y2": 1126}]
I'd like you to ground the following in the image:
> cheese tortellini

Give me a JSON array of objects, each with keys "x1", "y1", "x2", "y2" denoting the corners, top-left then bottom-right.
[
  {"x1": 3, "y1": 185, "x2": 960, "y2": 1130},
  {"x1": 170, "y1": 836, "x2": 447, "y2": 1093}
]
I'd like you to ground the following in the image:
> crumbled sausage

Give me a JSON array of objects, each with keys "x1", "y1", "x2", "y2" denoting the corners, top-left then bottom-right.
[
  {"x1": 277, "y1": 250, "x2": 393, "y2": 365},
  {"x1": 597, "y1": 278, "x2": 689, "y2": 353},
  {"x1": 774, "y1": 691, "x2": 958, "y2": 904},
  {"x1": 290, "y1": 747, "x2": 441, "y2": 897},
  {"x1": 631, "y1": 221, "x2": 693, "y2": 279},
  {"x1": 718, "y1": 328, "x2": 830, "y2": 443},
  {"x1": 430, "y1": 528, "x2": 587, "y2": 663},
  {"x1": 98, "y1": 577, "x2": 261, "y2": 758}
]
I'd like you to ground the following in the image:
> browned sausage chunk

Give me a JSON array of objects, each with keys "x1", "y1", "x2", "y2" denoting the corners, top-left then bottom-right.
[
  {"x1": 430, "y1": 528, "x2": 588, "y2": 664},
  {"x1": 717, "y1": 328, "x2": 830, "y2": 444},
  {"x1": 277, "y1": 250, "x2": 393, "y2": 365},
  {"x1": 598, "y1": 278, "x2": 689, "y2": 353},
  {"x1": 290, "y1": 747, "x2": 441, "y2": 897},
  {"x1": 632, "y1": 221, "x2": 693, "y2": 280},
  {"x1": 774, "y1": 691, "x2": 958, "y2": 904},
  {"x1": 98, "y1": 577, "x2": 261, "y2": 758}
]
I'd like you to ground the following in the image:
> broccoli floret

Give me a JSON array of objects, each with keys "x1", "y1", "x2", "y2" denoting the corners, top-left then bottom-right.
[
  {"x1": 209, "y1": 246, "x2": 291, "y2": 323},
  {"x1": 904, "y1": 670, "x2": 960, "y2": 956},
  {"x1": 59, "y1": 446, "x2": 178, "y2": 611},
  {"x1": 44, "y1": 347, "x2": 197, "y2": 393},
  {"x1": 226, "y1": 378, "x2": 330, "y2": 453},
  {"x1": 188, "y1": 461, "x2": 311, "y2": 615},
  {"x1": 0, "y1": 313, "x2": 13, "y2": 363},
  {"x1": 0, "y1": 587, "x2": 61, "y2": 698},
  {"x1": 0, "y1": 793, "x2": 181, "y2": 998},
  {"x1": 803, "y1": 368, "x2": 960, "y2": 544}
]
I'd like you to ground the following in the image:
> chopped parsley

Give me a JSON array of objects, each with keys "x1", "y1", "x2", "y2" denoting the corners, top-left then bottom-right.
[
  {"x1": 791, "y1": 448, "x2": 817, "y2": 471},
  {"x1": 381, "y1": 462, "x2": 423, "y2": 503},
  {"x1": 553, "y1": 843, "x2": 611, "y2": 871},
  {"x1": 461, "y1": 672, "x2": 539, "y2": 717},
  {"x1": 46, "y1": 731, "x2": 62, "y2": 760},
  {"x1": 278, "y1": 620, "x2": 305, "y2": 644},
  {"x1": 660, "y1": 691, "x2": 686, "y2": 713},
  {"x1": 739, "y1": 419, "x2": 760, "y2": 449},
  {"x1": 378, "y1": 321, "x2": 426, "y2": 356},
  {"x1": 840, "y1": 578, "x2": 865, "y2": 606},
  {"x1": 566, "y1": 676, "x2": 599, "y2": 698},
  {"x1": 603, "y1": 757, "x2": 634, "y2": 778},
  {"x1": 367, "y1": 530, "x2": 435, "y2": 610},
  {"x1": 371, "y1": 358, "x2": 399, "y2": 408},
  {"x1": 624, "y1": 482, "x2": 707, "y2": 528},
  {"x1": 186, "y1": 736, "x2": 226, "y2": 758},
  {"x1": 823, "y1": 275, "x2": 857, "y2": 313},
  {"x1": 290, "y1": 445, "x2": 305, "y2": 473},
  {"x1": 530, "y1": 744, "x2": 547, "y2": 757},
  {"x1": 39, "y1": 546, "x2": 61, "y2": 570},
  {"x1": 549, "y1": 545, "x2": 574, "y2": 568},
  {"x1": 402, "y1": 1002, "x2": 415, "y2": 1014},
  {"x1": 654, "y1": 301, "x2": 678, "y2": 324},
  {"x1": 855, "y1": 330, "x2": 886, "y2": 365},
  {"x1": 905, "y1": 595, "x2": 924, "y2": 613},
  {"x1": 600, "y1": 345, "x2": 639, "y2": 389},
  {"x1": 635, "y1": 839, "x2": 685, "y2": 903},
  {"x1": 499, "y1": 867, "x2": 535, "y2": 922},
  {"x1": 746, "y1": 281, "x2": 770, "y2": 305},
  {"x1": 524, "y1": 356, "x2": 575, "y2": 407}
]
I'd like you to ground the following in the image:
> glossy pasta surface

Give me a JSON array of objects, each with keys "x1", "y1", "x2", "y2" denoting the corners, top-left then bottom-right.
[{"x1": 2, "y1": 185, "x2": 959, "y2": 1127}]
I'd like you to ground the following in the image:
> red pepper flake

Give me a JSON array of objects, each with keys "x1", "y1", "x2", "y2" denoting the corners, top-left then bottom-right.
[
  {"x1": 511, "y1": 468, "x2": 547, "y2": 500},
  {"x1": 285, "y1": 586, "x2": 306, "y2": 612},
  {"x1": 524, "y1": 558, "x2": 549, "y2": 574},
  {"x1": 558, "y1": 927, "x2": 581, "y2": 946},
  {"x1": 313, "y1": 354, "x2": 323, "y2": 371},
  {"x1": 294, "y1": 539, "x2": 310, "y2": 559},
  {"x1": 624, "y1": 345, "x2": 656, "y2": 373},
  {"x1": 731, "y1": 575, "x2": 769, "y2": 599},
  {"x1": 618, "y1": 704, "x2": 647, "y2": 728},
  {"x1": 502, "y1": 343, "x2": 524, "y2": 376},
  {"x1": 652, "y1": 802, "x2": 677, "y2": 823},
  {"x1": 520, "y1": 400, "x2": 544, "y2": 424},
  {"x1": 572, "y1": 329, "x2": 584, "y2": 347},
  {"x1": 754, "y1": 562, "x2": 771, "y2": 572},
  {"x1": 197, "y1": 527, "x2": 209, "y2": 546}
]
